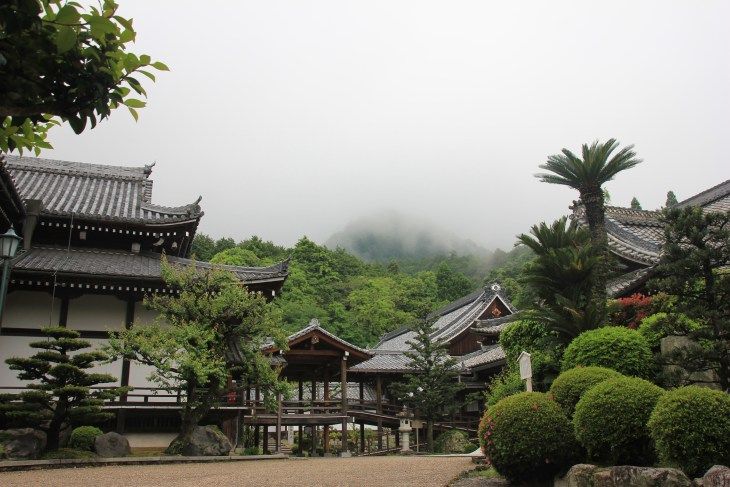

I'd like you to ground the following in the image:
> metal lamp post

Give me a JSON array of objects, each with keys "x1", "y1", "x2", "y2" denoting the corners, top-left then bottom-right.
[{"x1": 0, "y1": 226, "x2": 22, "y2": 323}]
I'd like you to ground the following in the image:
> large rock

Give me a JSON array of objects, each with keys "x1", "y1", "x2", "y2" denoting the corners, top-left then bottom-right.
[
  {"x1": 180, "y1": 425, "x2": 232, "y2": 456},
  {"x1": 702, "y1": 466, "x2": 730, "y2": 487},
  {"x1": 94, "y1": 432, "x2": 131, "y2": 458},
  {"x1": 0, "y1": 428, "x2": 47, "y2": 460},
  {"x1": 557, "y1": 464, "x2": 692, "y2": 487}
]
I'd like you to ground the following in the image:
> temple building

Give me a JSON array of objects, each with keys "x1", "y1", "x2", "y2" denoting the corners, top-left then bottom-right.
[
  {"x1": 574, "y1": 179, "x2": 730, "y2": 297},
  {"x1": 0, "y1": 155, "x2": 289, "y2": 397}
]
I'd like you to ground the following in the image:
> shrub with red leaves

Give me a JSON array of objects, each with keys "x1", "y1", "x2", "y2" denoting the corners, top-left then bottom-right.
[{"x1": 609, "y1": 293, "x2": 653, "y2": 329}]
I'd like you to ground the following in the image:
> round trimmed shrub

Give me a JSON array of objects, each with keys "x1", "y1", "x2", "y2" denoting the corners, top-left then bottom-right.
[
  {"x1": 549, "y1": 366, "x2": 622, "y2": 416},
  {"x1": 648, "y1": 386, "x2": 730, "y2": 478},
  {"x1": 562, "y1": 326, "x2": 652, "y2": 378},
  {"x1": 68, "y1": 426, "x2": 103, "y2": 452},
  {"x1": 434, "y1": 430, "x2": 473, "y2": 454},
  {"x1": 573, "y1": 376, "x2": 664, "y2": 465},
  {"x1": 479, "y1": 392, "x2": 577, "y2": 483}
]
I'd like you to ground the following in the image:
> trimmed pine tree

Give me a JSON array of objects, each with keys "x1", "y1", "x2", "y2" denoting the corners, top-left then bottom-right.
[{"x1": 3, "y1": 327, "x2": 126, "y2": 451}]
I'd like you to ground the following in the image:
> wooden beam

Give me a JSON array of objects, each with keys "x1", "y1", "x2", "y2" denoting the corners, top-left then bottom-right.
[
  {"x1": 341, "y1": 354, "x2": 348, "y2": 455},
  {"x1": 376, "y1": 374, "x2": 383, "y2": 450}
]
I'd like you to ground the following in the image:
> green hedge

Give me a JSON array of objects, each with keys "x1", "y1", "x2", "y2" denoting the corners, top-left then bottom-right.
[
  {"x1": 638, "y1": 312, "x2": 702, "y2": 349},
  {"x1": 562, "y1": 326, "x2": 652, "y2": 378},
  {"x1": 479, "y1": 392, "x2": 577, "y2": 483},
  {"x1": 573, "y1": 376, "x2": 664, "y2": 465},
  {"x1": 648, "y1": 386, "x2": 730, "y2": 478},
  {"x1": 68, "y1": 426, "x2": 103, "y2": 452},
  {"x1": 549, "y1": 366, "x2": 622, "y2": 416}
]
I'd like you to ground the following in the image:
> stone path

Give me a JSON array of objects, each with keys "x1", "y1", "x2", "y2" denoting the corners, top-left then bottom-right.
[{"x1": 0, "y1": 455, "x2": 473, "y2": 487}]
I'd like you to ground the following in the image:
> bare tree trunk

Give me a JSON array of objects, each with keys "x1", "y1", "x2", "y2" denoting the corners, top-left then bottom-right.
[
  {"x1": 45, "y1": 398, "x2": 67, "y2": 452},
  {"x1": 581, "y1": 189, "x2": 609, "y2": 318}
]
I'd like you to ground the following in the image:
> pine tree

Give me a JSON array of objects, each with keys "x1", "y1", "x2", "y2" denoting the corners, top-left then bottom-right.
[
  {"x1": 108, "y1": 259, "x2": 289, "y2": 454},
  {"x1": 631, "y1": 197, "x2": 642, "y2": 210},
  {"x1": 392, "y1": 319, "x2": 463, "y2": 451},
  {"x1": 665, "y1": 191, "x2": 679, "y2": 207},
  {"x1": 650, "y1": 207, "x2": 730, "y2": 391},
  {"x1": 3, "y1": 327, "x2": 126, "y2": 451}
]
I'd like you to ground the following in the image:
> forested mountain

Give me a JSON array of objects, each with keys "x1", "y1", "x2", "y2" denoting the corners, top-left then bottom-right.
[{"x1": 190, "y1": 233, "x2": 531, "y2": 348}]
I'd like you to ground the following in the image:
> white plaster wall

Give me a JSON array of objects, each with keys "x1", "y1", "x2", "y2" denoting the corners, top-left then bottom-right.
[
  {"x1": 134, "y1": 301, "x2": 169, "y2": 327},
  {"x1": 67, "y1": 294, "x2": 126, "y2": 332},
  {"x1": 2, "y1": 290, "x2": 61, "y2": 328},
  {"x1": 0, "y1": 335, "x2": 36, "y2": 388},
  {"x1": 83, "y1": 338, "x2": 123, "y2": 386}
]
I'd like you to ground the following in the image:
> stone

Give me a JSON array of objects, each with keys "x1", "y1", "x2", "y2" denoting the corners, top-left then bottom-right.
[
  {"x1": 556, "y1": 464, "x2": 692, "y2": 487},
  {"x1": 0, "y1": 428, "x2": 47, "y2": 460},
  {"x1": 94, "y1": 432, "x2": 131, "y2": 458},
  {"x1": 703, "y1": 465, "x2": 730, "y2": 487},
  {"x1": 179, "y1": 425, "x2": 232, "y2": 457},
  {"x1": 560, "y1": 464, "x2": 599, "y2": 487}
]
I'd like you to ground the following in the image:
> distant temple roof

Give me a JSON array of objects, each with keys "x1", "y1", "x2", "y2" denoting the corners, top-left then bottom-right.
[
  {"x1": 10, "y1": 246, "x2": 290, "y2": 289},
  {"x1": 4, "y1": 155, "x2": 203, "y2": 226},
  {"x1": 350, "y1": 284, "x2": 514, "y2": 374}
]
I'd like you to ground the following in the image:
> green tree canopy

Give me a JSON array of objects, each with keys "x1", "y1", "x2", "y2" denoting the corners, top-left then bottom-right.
[
  {"x1": 0, "y1": 0, "x2": 166, "y2": 154},
  {"x1": 630, "y1": 197, "x2": 642, "y2": 210},
  {"x1": 108, "y1": 259, "x2": 288, "y2": 454}
]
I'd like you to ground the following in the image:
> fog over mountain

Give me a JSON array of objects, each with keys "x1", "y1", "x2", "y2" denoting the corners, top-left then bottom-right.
[{"x1": 326, "y1": 210, "x2": 490, "y2": 262}]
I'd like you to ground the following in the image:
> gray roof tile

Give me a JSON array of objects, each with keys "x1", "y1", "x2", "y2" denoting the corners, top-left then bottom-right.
[
  {"x1": 11, "y1": 246, "x2": 289, "y2": 284},
  {"x1": 5, "y1": 155, "x2": 202, "y2": 226}
]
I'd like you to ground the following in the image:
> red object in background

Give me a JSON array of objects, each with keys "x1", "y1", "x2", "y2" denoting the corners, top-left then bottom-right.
[
  {"x1": 227, "y1": 390, "x2": 236, "y2": 404},
  {"x1": 611, "y1": 293, "x2": 653, "y2": 329}
]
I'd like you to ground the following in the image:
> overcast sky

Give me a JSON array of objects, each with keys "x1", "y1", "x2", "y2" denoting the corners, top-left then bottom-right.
[{"x1": 41, "y1": 1, "x2": 729, "y2": 250}]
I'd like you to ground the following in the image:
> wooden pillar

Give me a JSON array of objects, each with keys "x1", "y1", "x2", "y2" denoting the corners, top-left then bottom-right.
[
  {"x1": 298, "y1": 380, "x2": 304, "y2": 455},
  {"x1": 376, "y1": 374, "x2": 383, "y2": 450},
  {"x1": 116, "y1": 298, "x2": 135, "y2": 434},
  {"x1": 341, "y1": 353, "x2": 349, "y2": 455},
  {"x1": 254, "y1": 386, "x2": 261, "y2": 448},
  {"x1": 323, "y1": 369, "x2": 330, "y2": 453},
  {"x1": 263, "y1": 424, "x2": 269, "y2": 453},
  {"x1": 359, "y1": 422, "x2": 365, "y2": 454},
  {"x1": 275, "y1": 393, "x2": 282, "y2": 454},
  {"x1": 311, "y1": 379, "x2": 317, "y2": 456}
]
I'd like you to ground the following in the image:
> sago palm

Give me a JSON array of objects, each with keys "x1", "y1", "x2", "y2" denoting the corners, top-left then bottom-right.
[{"x1": 536, "y1": 139, "x2": 642, "y2": 311}]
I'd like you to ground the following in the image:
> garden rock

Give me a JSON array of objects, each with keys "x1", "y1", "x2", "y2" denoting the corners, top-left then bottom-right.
[
  {"x1": 702, "y1": 466, "x2": 730, "y2": 487},
  {"x1": 557, "y1": 464, "x2": 692, "y2": 487},
  {"x1": 180, "y1": 425, "x2": 232, "y2": 456},
  {"x1": 559, "y1": 464, "x2": 598, "y2": 487},
  {"x1": 94, "y1": 431, "x2": 131, "y2": 457},
  {"x1": 0, "y1": 428, "x2": 47, "y2": 459}
]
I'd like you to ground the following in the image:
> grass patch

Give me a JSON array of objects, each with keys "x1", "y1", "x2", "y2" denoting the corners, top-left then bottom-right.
[
  {"x1": 465, "y1": 467, "x2": 500, "y2": 479},
  {"x1": 129, "y1": 447, "x2": 166, "y2": 457},
  {"x1": 42, "y1": 448, "x2": 97, "y2": 460}
]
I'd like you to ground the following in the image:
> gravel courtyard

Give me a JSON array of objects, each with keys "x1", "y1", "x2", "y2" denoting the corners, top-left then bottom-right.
[{"x1": 0, "y1": 456, "x2": 474, "y2": 487}]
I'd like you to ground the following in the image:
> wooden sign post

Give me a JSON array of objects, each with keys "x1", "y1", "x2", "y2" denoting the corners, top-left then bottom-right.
[{"x1": 518, "y1": 351, "x2": 533, "y2": 392}]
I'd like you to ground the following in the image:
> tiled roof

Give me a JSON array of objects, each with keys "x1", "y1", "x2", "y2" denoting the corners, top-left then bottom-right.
[
  {"x1": 473, "y1": 313, "x2": 522, "y2": 335},
  {"x1": 375, "y1": 284, "x2": 516, "y2": 352},
  {"x1": 678, "y1": 179, "x2": 730, "y2": 212},
  {"x1": 607, "y1": 267, "x2": 653, "y2": 298},
  {"x1": 356, "y1": 283, "x2": 517, "y2": 374},
  {"x1": 4, "y1": 155, "x2": 203, "y2": 226},
  {"x1": 264, "y1": 319, "x2": 372, "y2": 357},
  {"x1": 455, "y1": 345, "x2": 506, "y2": 370},
  {"x1": 11, "y1": 246, "x2": 289, "y2": 284},
  {"x1": 348, "y1": 352, "x2": 414, "y2": 374}
]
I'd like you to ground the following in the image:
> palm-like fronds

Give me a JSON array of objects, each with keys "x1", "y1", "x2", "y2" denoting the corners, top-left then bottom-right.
[
  {"x1": 517, "y1": 217, "x2": 590, "y2": 256},
  {"x1": 536, "y1": 138, "x2": 642, "y2": 191}
]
